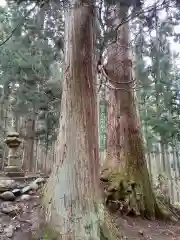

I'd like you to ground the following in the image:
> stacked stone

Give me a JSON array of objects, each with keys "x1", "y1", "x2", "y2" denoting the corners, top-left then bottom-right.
[{"x1": 4, "y1": 132, "x2": 24, "y2": 177}]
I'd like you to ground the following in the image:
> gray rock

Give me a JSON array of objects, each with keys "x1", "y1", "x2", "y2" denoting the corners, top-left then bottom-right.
[
  {"x1": 29, "y1": 182, "x2": 39, "y2": 191},
  {"x1": 21, "y1": 180, "x2": 40, "y2": 195},
  {"x1": 34, "y1": 177, "x2": 45, "y2": 185},
  {"x1": 0, "y1": 178, "x2": 17, "y2": 193},
  {"x1": 17, "y1": 183, "x2": 26, "y2": 189},
  {"x1": 1, "y1": 202, "x2": 20, "y2": 216},
  {"x1": 21, "y1": 185, "x2": 31, "y2": 194},
  {"x1": 20, "y1": 194, "x2": 31, "y2": 201},
  {"x1": 0, "y1": 224, "x2": 3, "y2": 233},
  {"x1": 4, "y1": 225, "x2": 14, "y2": 238},
  {"x1": 0, "y1": 191, "x2": 15, "y2": 201},
  {"x1": 14, "y1": 223, "x2": 20, "y2": 230},
  {"x1": 12, "y1": 189, "x2": 21, "y2": 197}
]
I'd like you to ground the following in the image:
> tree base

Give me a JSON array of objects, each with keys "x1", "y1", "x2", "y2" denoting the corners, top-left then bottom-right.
[
  {"x1": 100, "y1": 167, "x2": 179, "y2": 222},
  {"x1": 41, "y1": 200, "x2": 123, "y2": 240}
]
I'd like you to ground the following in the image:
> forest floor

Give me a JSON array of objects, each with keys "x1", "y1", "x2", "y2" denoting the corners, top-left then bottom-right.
[
  {"x1": 0, "y1": 175, "x2": 180, "y2": 240},
  {"x1": 116, "y1": 214, "x2": 180, "y2": 240},
  {"x1": 3, "y1": 196, "x2": 180, "y2": 240},
  {"x1": 0, "y1": 175, "x2": 45, "y2": 240},
  {"x1": 2, "y1": 197, "x2": 180, "y2": 240},
  {"x1": 0, "y1": 193, "x2": 43, "y2": 240}
]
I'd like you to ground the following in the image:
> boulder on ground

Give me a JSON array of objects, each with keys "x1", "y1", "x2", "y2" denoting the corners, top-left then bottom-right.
[
  {"x1": 0, "y1": 178, "x2": 17, "y2": 193},
  {"x1": 0, "y1": 191, "x2": 15, "y2": 201},
  {"x1": 1, "y1": 202, "x2": 21, "y2": 216}
]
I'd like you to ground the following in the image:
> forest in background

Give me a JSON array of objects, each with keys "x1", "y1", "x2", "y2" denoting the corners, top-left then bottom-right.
[
  {"x1": 0, "y1": 0, "x2": 63, "y2": 171},
  {"x1": 1, "y1": 0, "x2": 180, "y2": 173},
  {"x1": 1, "y1": 0, "x2": 180, "y2": 239}
]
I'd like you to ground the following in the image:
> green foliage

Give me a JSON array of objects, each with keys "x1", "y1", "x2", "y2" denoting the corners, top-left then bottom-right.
[
  {"x1": 0, "y1": 2, "x2": 64, "y2": 147},
  {"x1": 134, "y1": 12, "x2": 180, "y2": 150}
]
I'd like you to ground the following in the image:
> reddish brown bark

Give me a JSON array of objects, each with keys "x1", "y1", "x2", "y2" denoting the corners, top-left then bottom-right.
[
  {"x1": 42, "y1": 2, "x2": 122, "y2": 239},
  {"x1": 101, "y1": 7, "x2": 156, "y2": 219},
  {"x1": 22, "y1": 114, "x2": 35, "y2": 172},
  {"x1": 101, "y1": 6, "x2": 177, "y2": 222},
  {"x1": 42, "y1": 2, "x2": 124, "y2": 238}
]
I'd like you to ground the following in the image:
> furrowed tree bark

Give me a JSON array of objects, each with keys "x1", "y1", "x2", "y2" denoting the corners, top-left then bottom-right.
[
  {"x1": 22, "y1": 111, "x2": 35, "y2": 172},
  {"x1": 100, "y1": 6, "x2": 177, "y2": 221},
  {"x1": 43, "y1": 1, "x2": 122, "y2": 239}
]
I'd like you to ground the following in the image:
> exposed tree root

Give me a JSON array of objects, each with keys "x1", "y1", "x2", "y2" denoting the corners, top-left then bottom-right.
[
  {"x1": 99, "y1": 209, "x2": 124, "y2": 240},
  {"x1": 100, "y1": 167, "x2": 179, "y2": 222},
  {"x1": 155, "y1": 195, "x2": 180, "y2": 222}
]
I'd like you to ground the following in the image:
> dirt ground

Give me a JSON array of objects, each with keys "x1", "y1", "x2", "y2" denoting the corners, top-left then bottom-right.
[
  {"x1": 116, "y1": 215, "x2": 180, "y2": 240},
  {"x1": 2, "y1": 196, "x2": 180, "y2": 240},
  {"x1": 0, "y1": 192, "x2": 43, "y2": 240},
  {"x1": 0, "y1": 175, "x2": 179, "y2": 240}
]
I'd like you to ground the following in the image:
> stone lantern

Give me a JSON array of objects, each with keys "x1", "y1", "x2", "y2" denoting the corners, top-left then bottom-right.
[{"x1": 4, "y1": 131, "x2": 24, "y2": 177}]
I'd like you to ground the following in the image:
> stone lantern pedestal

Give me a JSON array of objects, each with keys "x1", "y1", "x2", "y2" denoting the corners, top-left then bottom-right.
[{"x1": 4, "y1": 132, "x2": 24, "y2": 177}]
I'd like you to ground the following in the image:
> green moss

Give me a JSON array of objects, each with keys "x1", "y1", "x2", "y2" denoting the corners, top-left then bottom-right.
[
  {"x1": 101, "y1": 164, "x2": 179, "y2": 222},
  {"x1": 101, "y1": 165, "x2": 157, "y2": 218},
  {"x1": 39, "y1": 224, "x2": 59, "y2": 240}
]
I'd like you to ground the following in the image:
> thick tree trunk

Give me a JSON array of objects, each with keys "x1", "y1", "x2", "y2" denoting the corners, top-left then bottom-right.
[
  {"x1": 43, "y1": 2, "x2": 122, "y2": 239},
  {"x1": 22, "y1": 112, "x2": 35, "y2": 172},
  {"x1": 100, "y1": 6, "x2": 176, "y2": 221}
]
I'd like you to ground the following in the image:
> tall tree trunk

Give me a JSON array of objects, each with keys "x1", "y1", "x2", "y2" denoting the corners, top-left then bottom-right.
[
  {"x1": 22, "y1": 111, "x2": 35, "y2": 172},
  {"x1": 100, "y1": 6, "x2": 176, "y2": 221},
  {"x1": 43, "y1": 2, "x2": 122, "y2": 239},
  {"x1": 2, "y1": 103, "x2": 8, "y2": 169}
]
